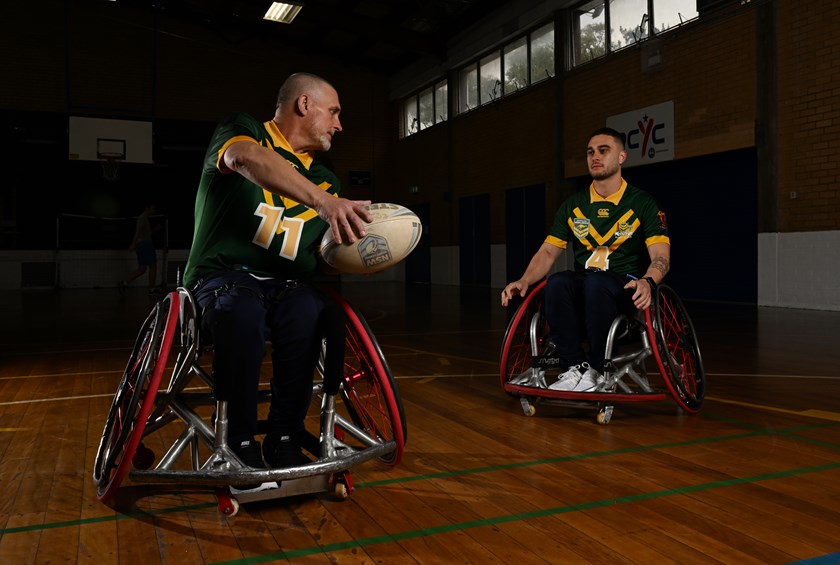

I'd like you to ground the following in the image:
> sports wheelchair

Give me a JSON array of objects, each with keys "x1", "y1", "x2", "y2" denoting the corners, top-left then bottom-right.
[
  {"x1": 500, "y1": 278, "x2": 704, "y2": 424},
  {"x1": 92, "y1": 283, "x2": 406, "y2": 516}
]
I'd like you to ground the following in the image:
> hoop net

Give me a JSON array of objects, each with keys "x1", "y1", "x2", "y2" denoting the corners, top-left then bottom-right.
[{"x1": 99, "y1": 153, "x2": 123, "y2": 182}]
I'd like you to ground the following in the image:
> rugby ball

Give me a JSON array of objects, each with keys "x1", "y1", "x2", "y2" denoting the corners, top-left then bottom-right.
[{"x1": 320, "y1": 203, "x2": 422, "y2": 274}]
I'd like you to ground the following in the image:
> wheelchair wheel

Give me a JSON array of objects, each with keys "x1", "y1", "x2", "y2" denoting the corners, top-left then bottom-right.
[
  {"x1": 324, "y1": 288, "x2": 406, "y2": 466},
  {"x1": 646, "y1": 284, "x2": 705, "y2": 413},
  {"x1": 499, "y1": 279, "x2": 549, "y2": 391},
  {"x1": 92, "y1": 292, "x2": 180, "y2": 501}
]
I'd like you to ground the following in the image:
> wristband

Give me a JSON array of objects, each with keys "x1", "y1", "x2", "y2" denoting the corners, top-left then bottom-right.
[{"x1": 643, "y1": 276, "x2": 657, "y2": 290}]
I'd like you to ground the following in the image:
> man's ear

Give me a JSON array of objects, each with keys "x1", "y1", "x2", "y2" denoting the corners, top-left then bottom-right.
[{"x1": 296, "y1": 94, "x2": 309, "y2": 115}]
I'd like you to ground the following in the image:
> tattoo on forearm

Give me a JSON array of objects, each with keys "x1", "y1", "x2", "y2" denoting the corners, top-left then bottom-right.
[{"x1": 651, "y1": 257, "x2": 669, "y2": 277}]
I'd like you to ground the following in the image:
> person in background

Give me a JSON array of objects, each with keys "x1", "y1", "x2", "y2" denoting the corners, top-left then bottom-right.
[
  {"x1": 120, "y1": 203, "x2": 161, "y2": 294},
  {"x1": 501, "y1": 127, "x2": 671, "y2": 392}
]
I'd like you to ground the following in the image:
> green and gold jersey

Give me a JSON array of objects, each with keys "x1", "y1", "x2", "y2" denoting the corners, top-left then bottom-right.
[
  {"x1": 545, "y1": 179, "x2": 670, "y2": 276},
  {"x1": 183, "y1": 113, "x2": 339, "y2": 287}
]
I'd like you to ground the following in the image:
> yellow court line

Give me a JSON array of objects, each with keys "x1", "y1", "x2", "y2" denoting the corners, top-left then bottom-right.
[{"x1": 706, "y1": 396, "x2": 840, "y2": 423}]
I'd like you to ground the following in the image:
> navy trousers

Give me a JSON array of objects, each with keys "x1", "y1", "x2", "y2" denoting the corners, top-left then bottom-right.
[
  {"x1": 194, "y1": 271, "x2": 325, "y2": 444},
  {"x1": 543, "y1": 270, "x2": 635, "y2": 373}
]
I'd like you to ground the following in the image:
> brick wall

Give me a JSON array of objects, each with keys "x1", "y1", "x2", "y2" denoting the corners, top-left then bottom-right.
[{"x1": 776, "y1": 1, "x2": 840, "y2": 231}]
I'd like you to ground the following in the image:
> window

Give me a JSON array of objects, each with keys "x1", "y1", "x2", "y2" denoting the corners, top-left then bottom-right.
[
  {"x1": 458, "y1": 63, "x2": 479, "y2": 113},
  {"x1": 401, "y1": 78, "x2": 449, "y2": 138},
  {"x1": 418, "y1": 86, "x2": 434, "y2": 130},
  {"x1": 479, "y1": 52, "x2": 501, "y2": 105},
  {"x1": 403, "y1": 97, "x2": 418, "y2": 136},
  {"x1": 654, "y1": 0, "x2": 699, "y2": 34},
  {"x1": 570, "y1": 0, "x2": 697, "y2": 68},
  {"x1": 401, "y1": 20, "x2": 557, "y2": 128},
  {"x1": 530, "y1": 23, "x2": 555, "y2": 84},
  {"x1": 572, "y1": 1, "x2": 606, "y2": 66},
  {"x1": 610, "y1": 0, "x2": 649, "y2": 51},
  {"x1": 503, "y1": 37, "x2": 527, "y2": 94},
  {"x1": 455, "y1": 21, "x2": 555, "y2": 116},
  {"x1": 435, "y1": 80, "x2": 448, "y2": 123}
]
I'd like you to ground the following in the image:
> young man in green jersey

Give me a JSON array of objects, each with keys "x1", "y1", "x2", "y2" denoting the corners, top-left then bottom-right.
[
  {"x1": 501, "y1": 127, "x2": 671, "y2": 392},
  {"x1": 182, "y1": 73, "x2": 372, "y2": 476}
]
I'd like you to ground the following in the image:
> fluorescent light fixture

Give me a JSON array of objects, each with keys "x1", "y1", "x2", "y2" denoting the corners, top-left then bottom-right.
[{"x1": 264, "y1": 2, "x2": 303, "y2": 24}]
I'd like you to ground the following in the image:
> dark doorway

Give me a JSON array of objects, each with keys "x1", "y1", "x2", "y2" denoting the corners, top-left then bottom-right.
[
  {"x1": 405, "y1": 202, "x2": 431, "y2": 284},
  {"x1": 459, "y1": 193, "x2": 491, "y2": 285},
  {"x1": 505, "y1": 184, "x2": 546, "y2": 283}
]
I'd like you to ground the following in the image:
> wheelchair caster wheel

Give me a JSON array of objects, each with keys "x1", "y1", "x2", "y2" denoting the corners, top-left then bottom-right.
[
  {"x1": 334, "y1": 482, "x2": 348, "y2": 499},
  {"x1": 520, "y1": 397, "x2": 535, "y2": 416},
  {"x1": 216, "y1": 489, "x2": 239, "y2": 516},
  {"x1": 132, "y1": 444, "x2": 155, "y2": 470},
  {"x1": 597, "y1": 405, "x2": 613, "y2": 425},
  {"x1": 332, "y1": 472, "x2": 354, "y2": 499}
]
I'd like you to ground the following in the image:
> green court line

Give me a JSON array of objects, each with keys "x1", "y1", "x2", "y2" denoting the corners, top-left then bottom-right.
[
  {"x1": 356, "y1": 420, "x2": 838, "y2": 488},
  {"x1": 0, "y1": 503, "x2": 215, "y2": 535},
  {"x1": 210, "y1": 460, "x2": 840, "y2": 564},
  {"x1": 1, "y1": 419, "x2": 836, "y2": 537}
]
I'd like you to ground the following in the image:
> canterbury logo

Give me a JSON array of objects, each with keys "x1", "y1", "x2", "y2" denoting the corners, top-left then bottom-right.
[{"x1": 597, "y1": 208, "x2": 609, "y2": 218}]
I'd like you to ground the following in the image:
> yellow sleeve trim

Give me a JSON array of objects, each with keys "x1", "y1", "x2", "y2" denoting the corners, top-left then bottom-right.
[
  {"x1": 545, "y1": 235, "x2": 567, "y2": 249},
  {"x1": 646, "y1": 235, "x2": 671, "y2": 246},
  {"x1": 216, "y1": 135, "x2": 259, "y2": 173}
]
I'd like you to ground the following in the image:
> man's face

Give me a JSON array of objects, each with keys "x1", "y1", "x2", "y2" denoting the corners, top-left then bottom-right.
[
  {"x1": 586, "y1": 134, "x2": 625, "y2": 180},
  {"x1": 304, "y1": 85, "x2": 342, "y2": 152}
]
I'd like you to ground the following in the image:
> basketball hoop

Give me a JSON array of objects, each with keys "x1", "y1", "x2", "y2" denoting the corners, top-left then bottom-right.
[{"x1": 99, "y1": 152, "x2": 123, "y2": 182}]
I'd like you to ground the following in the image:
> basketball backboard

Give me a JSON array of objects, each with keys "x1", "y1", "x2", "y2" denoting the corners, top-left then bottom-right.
[{"x1": 68, "y1": 116, "x2": 154, "y2": 164}]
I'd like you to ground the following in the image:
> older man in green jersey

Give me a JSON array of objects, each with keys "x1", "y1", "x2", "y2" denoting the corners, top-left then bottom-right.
[
  {"x1": 501, "y1": 127, "x2": 670, "y2": 392},
  {"x1": 183, "y1": 73, "x2": 371, "y2": 476}
]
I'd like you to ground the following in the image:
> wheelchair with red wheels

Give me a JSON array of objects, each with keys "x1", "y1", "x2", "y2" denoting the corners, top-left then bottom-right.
[
  {"x1": 500, "y1": 278, "x2": 704, "y2": 424},
  {"x1": 92, "y1": 284, "x2": 406, "y2": 515}
]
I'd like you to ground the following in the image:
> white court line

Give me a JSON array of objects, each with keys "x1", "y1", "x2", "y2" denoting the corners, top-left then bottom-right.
[
  {"x1": 0, "y1": 385, "x2": 213, "y2": 407},
  {"x1": 0, "y1": 372, "x2": 837, "y2": 407}
]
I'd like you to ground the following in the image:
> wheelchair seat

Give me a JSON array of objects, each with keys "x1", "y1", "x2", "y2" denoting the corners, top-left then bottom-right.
[
  {"x1": 92, "y1": 283, "x2": 406, "y2": 515},
  {"x1": 499, "y1": 278, "x2": 705, "y2": 424}
]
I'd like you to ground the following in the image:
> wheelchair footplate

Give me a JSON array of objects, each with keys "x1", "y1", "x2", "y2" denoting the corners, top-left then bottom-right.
[
  {"x1": 503, "y1": 356, "x2": 668, "y2": 424},
  {"x1": 130, "y1": 433, "x2": 387, "y2": 516}
]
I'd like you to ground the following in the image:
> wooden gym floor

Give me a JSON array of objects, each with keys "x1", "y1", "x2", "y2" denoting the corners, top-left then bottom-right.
[{"x1": 0, "y1": 281, "x2": 838, "y2": 564}]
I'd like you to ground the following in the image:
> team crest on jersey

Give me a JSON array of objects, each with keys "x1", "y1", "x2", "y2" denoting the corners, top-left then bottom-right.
[
  {"x1": 573, "y1": 218, "x2": 590, "y2": 239},
  {"x1": 614, "y1": 222, "x2": 634, "y2": 239}
]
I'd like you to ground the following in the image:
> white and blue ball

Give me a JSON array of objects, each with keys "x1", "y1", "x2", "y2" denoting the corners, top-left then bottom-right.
[{"x1": 320, "y1": 203, "x2": 422, "y2": 274}]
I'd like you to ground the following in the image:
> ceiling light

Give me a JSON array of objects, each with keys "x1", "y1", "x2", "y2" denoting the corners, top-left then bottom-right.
[{"x1": 264, "y1": 2, "x2": 303, "y2": 24}]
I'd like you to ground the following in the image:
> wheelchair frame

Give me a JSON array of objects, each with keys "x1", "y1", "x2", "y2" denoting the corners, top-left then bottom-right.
[
  {"x1": 499, "y1": 279, "x2": 705, "y2": 424},
  {"x1": 92, "y1": 285, "x2": 406, "y2": 515}
]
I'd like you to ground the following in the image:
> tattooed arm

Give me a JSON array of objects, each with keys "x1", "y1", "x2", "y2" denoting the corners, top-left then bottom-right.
[{"x1": 625, "y1": 242, "x2": 670, "y2": 310}]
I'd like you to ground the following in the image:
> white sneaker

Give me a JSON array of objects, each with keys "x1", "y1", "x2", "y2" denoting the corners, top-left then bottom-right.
[
  {"x1": 548, "y1": 365, "x2": 585, "y2": 391},
  {"x1": 573, "y1": 365, "x2": 603, "y2": 392}
]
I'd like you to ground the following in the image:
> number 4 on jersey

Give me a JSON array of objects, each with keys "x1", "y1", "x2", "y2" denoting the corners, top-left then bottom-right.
[{"x1": 585, "y1": 246, "x2": 610, "y2": 270}]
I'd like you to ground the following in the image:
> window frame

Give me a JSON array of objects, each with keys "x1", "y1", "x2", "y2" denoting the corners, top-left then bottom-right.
[{"x1": 568, "y1": 0, "x2": 698, "y2": 69}]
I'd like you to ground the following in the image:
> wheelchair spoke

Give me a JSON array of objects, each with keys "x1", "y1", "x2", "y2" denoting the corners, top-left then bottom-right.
[
  {"x1": 500, "y1": 279, "x2": 549, "y2": 390},
  {"x1": 652, "y1": 285, "x2": 705, "y2": 412}
]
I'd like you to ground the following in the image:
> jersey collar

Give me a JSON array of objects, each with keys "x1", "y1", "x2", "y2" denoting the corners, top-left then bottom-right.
[
  {"x1": 589, "y1": 178, "x2": 627, "y2": 205},
  {"x1": 264, "y1": 120, "x2": 314, "y2": 170}
]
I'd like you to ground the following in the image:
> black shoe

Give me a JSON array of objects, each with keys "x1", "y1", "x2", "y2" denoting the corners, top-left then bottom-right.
[
  {"x1": 263, "y1": 433, "x2": 310, "y2": 469},
  {"x1": 231, "y1": 439, "x2": 266, "y2": 490}
]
